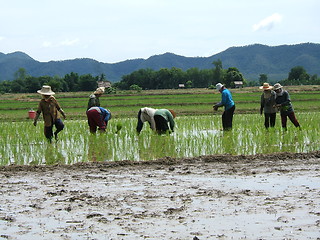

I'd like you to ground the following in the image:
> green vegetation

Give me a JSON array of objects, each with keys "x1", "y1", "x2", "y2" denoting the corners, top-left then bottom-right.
[
  {"x1": 1, "y1": 85, "x2": 319, "y2": 166},
  {"x1": 1, "y1": 86, "x2": 320, "y2": 121},
  {"x1": 0, "y1": 113, "x2": 319, "y2": 166}
]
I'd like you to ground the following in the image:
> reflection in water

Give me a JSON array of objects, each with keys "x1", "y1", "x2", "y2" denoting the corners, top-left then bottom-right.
[
  {"x1": 138, "y1": 133, "x2": 177, "y2": 160},
  {"x1": 1, "y1": 114, "x2": 320, "y2": 165},
  {"x1": 44, "y1": 144, "x2": 65, "y2": 165},
  {"x1": 87, "y1": 134, "x2": 112, "y2": 162}
]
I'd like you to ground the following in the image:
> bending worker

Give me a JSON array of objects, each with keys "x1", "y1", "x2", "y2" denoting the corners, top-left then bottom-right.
[
  {"x1": 86, "y1": 106, "x2": 111, "y2": 133},
  {"x1": 136, "y1": 107, "x2": 157, "y2": 134}
]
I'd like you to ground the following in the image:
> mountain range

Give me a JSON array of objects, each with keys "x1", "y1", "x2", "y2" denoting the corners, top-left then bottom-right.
[{"x1": 0, "y1": 43, "x2": 319, "y2": 82}]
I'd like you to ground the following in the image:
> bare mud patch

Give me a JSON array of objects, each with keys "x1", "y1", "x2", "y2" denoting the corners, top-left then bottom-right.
[{"x1": 0, "y1": 151, "x2": 320, "y2": 239}]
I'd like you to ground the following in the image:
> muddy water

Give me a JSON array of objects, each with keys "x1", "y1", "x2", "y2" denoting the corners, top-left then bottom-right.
[{"x1": 0, "y1": 152, "x2": 319, "y2": 239}]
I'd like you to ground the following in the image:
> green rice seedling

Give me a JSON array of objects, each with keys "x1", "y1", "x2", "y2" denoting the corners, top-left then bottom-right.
[{"x1": 1, "y1": 112, "x2": 320, "y2": 166}]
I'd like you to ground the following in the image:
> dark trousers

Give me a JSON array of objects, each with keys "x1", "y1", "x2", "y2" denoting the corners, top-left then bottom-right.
[
  {"x1": 281, "y1": 111, "x2": 300, "y2": 129},
  {"x1": 222, "y1": 105, "x2": 235, "y2": 131},
  {"x1": 44, "y1": 119, "x2": 64, "y2": 140},
  {"x1": 154, "y1": 115, "x2": 169, "y2": 134},
  {"x1": 264, "y1": 113, "x2": 276, "y2": 129},
  {"x1": 86, "y1": 109, "x2": 106, "y2": 133}
]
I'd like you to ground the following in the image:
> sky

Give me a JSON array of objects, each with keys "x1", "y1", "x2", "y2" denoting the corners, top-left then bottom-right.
[{"x1": 0, "y1": 0, "x2": 319, "y2": 63}]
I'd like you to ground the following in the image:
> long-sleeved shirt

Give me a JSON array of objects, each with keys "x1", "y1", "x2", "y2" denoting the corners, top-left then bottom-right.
[
  {"x1": 275, "y1": 90, "x2": 293, "y2": 113},
  {"x1": 217, "y1": 88, "x2": 235, "y2": 110},
  {"x1": 260, "y1": 91, "x2": 277, "y2": 114},
  {"x1": 154, "y1": 109, "x2": 175, "y2": 131},
  {"x1": 136, "y1": 107, "x2": 157, "y2": 133},
  {"x1": 36, "y1": 96, "x2": 62, "y2": 127},
  {"x1": 87, "y1": 94, "x2": 100, "y2": 110}
]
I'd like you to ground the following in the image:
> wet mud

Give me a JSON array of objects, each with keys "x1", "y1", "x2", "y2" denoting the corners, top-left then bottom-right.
[{"x1": 0, "y1": 151, "x2": 320, "y2": 239}]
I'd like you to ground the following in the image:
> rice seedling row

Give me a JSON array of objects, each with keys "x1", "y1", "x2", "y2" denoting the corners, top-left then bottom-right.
[{"x1": 1, "y1": 113, "x2": 319, "y2": 166}]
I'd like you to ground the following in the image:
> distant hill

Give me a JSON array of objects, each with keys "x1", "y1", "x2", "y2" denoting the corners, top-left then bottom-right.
[{"x1": 0, "y1": 43, "x2": 319, "y2": 82}]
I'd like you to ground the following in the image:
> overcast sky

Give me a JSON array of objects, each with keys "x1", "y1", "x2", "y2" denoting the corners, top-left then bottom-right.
[{"x1": 1, "y1": 0, "x2": 319, "y2": 63}]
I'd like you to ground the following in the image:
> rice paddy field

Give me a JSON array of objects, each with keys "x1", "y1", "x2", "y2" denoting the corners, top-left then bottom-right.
[
  {"x1": 1, "y1": 86, "x2": 320, "y2": 240},
  {"x1": 0, "y1": 86, "x2": 319, "y2": 166}
]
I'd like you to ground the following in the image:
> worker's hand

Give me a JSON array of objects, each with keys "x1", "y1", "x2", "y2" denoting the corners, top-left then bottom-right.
[
  {"x1": 33, "y1": 121, "x2": 37, "y2": 126},
  {"x1": 213, "y1": 105, "x2": 219, "y2": 111},
  {"x1": 60, "y1": 110, "x2": 66, "y2": 119}
]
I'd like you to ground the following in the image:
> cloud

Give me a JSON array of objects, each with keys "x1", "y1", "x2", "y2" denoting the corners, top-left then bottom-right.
[
  {"x1": 0, "y1": 36, "x2": 4, "y2": 41},
  {"x1": 253, "y1": 13, "x2": 282, "y2": 31},
  {"x1": 59, "y1": 38, "x2": 80, "y2": 46}
]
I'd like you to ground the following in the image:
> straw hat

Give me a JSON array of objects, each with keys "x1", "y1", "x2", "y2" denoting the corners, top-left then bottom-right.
[
  {"x1": 94, "y1": 87, "x2": 105, "y2": 95},
  {"x1": 259, "y1": 82, "x2": 273, "y2": 90},
  {"x1": 216, "y1": 83, "x2": 224, "y2": 91},
  {"x1": 273, "y1": 83, "x2": 283, "y2": 90},
  {"x1": 37, "y1": 85, "x2": 55, "y2": 95}
]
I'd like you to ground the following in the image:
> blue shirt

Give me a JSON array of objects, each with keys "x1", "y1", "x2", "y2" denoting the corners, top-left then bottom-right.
[
  {"x1": 88, "y1": 106, "x2": 111, "y2": 122},
  {"x1": 99, "y1": 107, "x2": 111, "y2": 122},
  {"x1": 218, "y1": 88, "x2": 235, "y2": 110}
]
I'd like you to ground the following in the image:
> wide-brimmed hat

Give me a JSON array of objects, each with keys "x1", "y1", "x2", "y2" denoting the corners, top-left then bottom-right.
[
  {"x1": 216, "y1": 83, "x2": 224, "y2": 91},
  {"x1": 273, "y1": 83, "x2": 283, "y2": 90},
  {"x1": 94, "y1": 87, "x2": 105, "y2": 95},
  {"x1": 37, "y1": 85, "x2": 55, "y2": 95},
  {"x1": 259, "y1": 82, "x2": 273, "y2": 90}
]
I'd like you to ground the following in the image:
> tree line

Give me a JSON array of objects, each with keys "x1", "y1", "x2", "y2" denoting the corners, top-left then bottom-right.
[
  {"x1": 113, "y1": 61, "x2": 320, "y2": 90},
  {"x1": 0, "y1": 68, "x2": 108, "y2": 94},
  {"x1": 113, "y1": 60, "x2": 246, "y2": 90},
  {"x1": 0, "y1": 61, "x2": 319, "y2": 94}
]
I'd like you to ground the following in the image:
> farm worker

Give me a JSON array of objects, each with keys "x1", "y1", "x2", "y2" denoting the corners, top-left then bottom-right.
[
  {"x1": 273, "y1": 83, "x2": 301, "y2": 130},
  {"x1": 87, "y1": 87, "x2": 105, "y2": 110},
  {"x1": 213, "y1": 83, "x2": 235, "y2": 131},
  {"x1": 86, "y1": 106, "x2": 111, "y2": 133},
  {"x1": 33, "y1": 85, "x2": 66, "y2": 142},
  {"x1": 136, "y1": 107, "x2": 157, "y2": 134},
  {"x1": 154, "y1": 109, "x2": 176, "y2": 134},
  {"x1": 259, "y1": 82, "x2": 277, "y2": 129}
]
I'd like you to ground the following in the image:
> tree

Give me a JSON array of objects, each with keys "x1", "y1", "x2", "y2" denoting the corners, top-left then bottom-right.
[
  {"x1": 130, "y1": 84, "x2": 142, "y2": 92},
  {"x1": 185, "y1": 80, "x2": 193, "y2": 88},
  {"x1": 14, "y1": 68, "x2": 28, "y2": 81},
  {"x1": 11, "y1": 80, "x2": 24, "y2": 93},
  {"x1": 288, "y1": 66, "x2": 309, "y2": 83},
  {"x1": 25, "y1": 76, "x2": 41, "y2": 93},
  {"x1": 0, "y1": 80, "x2": 12, "y2": 93},
  {"x1": 78, "y1": 74, "x2": 98, "y2": 91},
  {"x1": 64, "y1": 72, "x2": 79, "y2": 91},
  {"x1": 259, "y1": 74, "x2": 268, "y2": 85},
  {"x1": 212, "y1": 59, "x2": 223, "y2": 85},
  {"x1": 224, "y1": 67, "x2": 244, "y2": 88}
]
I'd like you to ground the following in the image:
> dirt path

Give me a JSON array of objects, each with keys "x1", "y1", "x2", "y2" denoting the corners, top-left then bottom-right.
[{"x1": 1, "y1": 152, "x2": 320, "y2": 240}]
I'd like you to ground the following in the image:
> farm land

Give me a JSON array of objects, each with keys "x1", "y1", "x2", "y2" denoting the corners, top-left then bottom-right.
[
  {"x1": 0, "y1": 86, "x2": 320, "y2": 239},
  {"x1": 1, "y1": 85, "x2": 320, "y2": 121}
]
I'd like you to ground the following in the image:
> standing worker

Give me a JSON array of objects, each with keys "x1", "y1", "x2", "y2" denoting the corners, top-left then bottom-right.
[
  {"x1": 87, "y1": 87, "x2": 105, "y2": 110},
  {"x1": 213, "y1": 83, "x2": 235, "y2": 131},
  {"x1": 259, "y1": 82, "x2": 277, "y2": 129},
  {"x1": 136, "y1": 107, "x2": 157, "y2": 134},
  {"x1": 153, "y1": 109, "x2": 176, "y2": 134},
  {"x1": 273, "y1": 83, "x2": 301, "y2": 130},
  {"x1": 33, "y1": 85, "x2": 66, "y2": 142},
  {"x1": 86, "y1": 106, "x2": 111, "y2": 133}
]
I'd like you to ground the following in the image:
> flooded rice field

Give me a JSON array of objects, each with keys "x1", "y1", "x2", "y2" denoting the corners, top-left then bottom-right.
[
  {"x1": 0, "y1": 113, "x2": 319, "y2": 166},
  {"x1": 0, "y1": 113, "x2": 319, "y2": 239}
]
